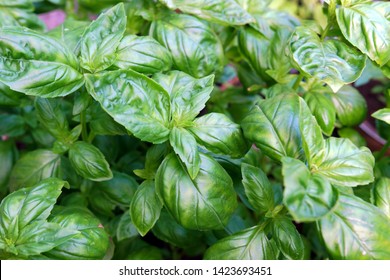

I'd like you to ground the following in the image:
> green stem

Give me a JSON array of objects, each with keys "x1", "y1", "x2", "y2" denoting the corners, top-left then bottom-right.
[
  {"x1": 80, "y1": 111, "x2": 88, "y2": 142},
  {"x1": 293, "y1": 73, "x2": 304, "y2": 90},
  {"x1": 375, "y1": 140, "x2": 390, "y2": 161}
]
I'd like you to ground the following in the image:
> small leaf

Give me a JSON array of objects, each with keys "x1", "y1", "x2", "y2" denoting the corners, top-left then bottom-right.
[
  {"x1": 372, "y1": 108, "x2": 390, "y2": 125},
  {"x1": 204, "y1": 225, "x2": 278, "y2": 260},
  {"x1": 116, "y1": 211, "x2": 139, "y2": 241},
  {"x1": 241, "y1": 163, "x2": 274, "y2": 214},
  {"x1": 68, "y1": 141, "x2": 113, "y2": 181},
  {"x1": 35, "y1": 98, "x2": 69, "y2": 139},
  {"x1": 80, "y1": 3, "x2": 126, "y2": 72},
  {"x1": 282, "y1": 157, "x2": 338, "y2": 222},
  {"x1": 130, "y1": 180, "x2": 163, "y2": 236}
]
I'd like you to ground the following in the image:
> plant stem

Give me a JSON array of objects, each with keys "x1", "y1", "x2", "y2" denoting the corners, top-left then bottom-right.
[
  {"x1": 375, "y1": 140, "x2": 390, "y2": 161},
  {"x1": 80, "y1": 111, "x2": 88, "y2": 142},
  {"x1": 293, "y1": 73, "x2": 304, "y2": 90}
]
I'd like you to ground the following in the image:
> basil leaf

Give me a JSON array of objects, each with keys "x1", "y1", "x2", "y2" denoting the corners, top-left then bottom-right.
[
  {"x1": 303, "y1": 86, "x2": 336, "y2": 136},
  {"x1": 0, "y1": 27, "x2": 84, "y2": 97},
  {"x1": 337, "y1": 127, "x2": 367, "y2": 147},
  {"x1": 0, "y1": 7, "x2": 45, "y2": 31},
  {"x1": 0, "y1": 114, "x2": 25, "y2": 137},
  {"x1": 8, "y1": 149, "x2": 61, "y2": 192},
  {"x1": 116, "y1": 211, "x2": 139, "y2": 241},
  {"x1": 328, "y1": 85, "x2": 367, "y2": 127},
  {"x1": 0, "y1": 0, "x2": 33, "y2": 9},
  {"x1": 153, "y1": 71, "x2": 214, "y2": 125},
  {"x1": 114, "y1": 35, "x2": 172, "y2": 74},
  {"x1": 272, "y1": 216, "x2": 304, "y2": 260},
  {"x1": 85, "y1": 69, "x2": 170, "y2": 144},
  {"x1": 45, "y1": 207, "x2": 109, "y2": 260},
  {"x1": 35, "y1": 98, "x2": 69, "y2": 139},
  {"x1": 150, "y1": 13, "x2": 224, "y2": 78},
  {"x1": 318, "y1": 193, "x2": 390, "y2": 259},
  {"x1": 170, "y1": 127, "x2": 200, "y2": 179},
  {"x1": 242, "y1": 94, "x2": 304, "y2": 162},
  {"x1": 0, "y1": 82, "x2": 25, "y2": 107},
  {"x1": 156, "y1": 153, "x2": 237, "y2": 230},
  {"x1": 0, "y1": 140, "x2": 16, "y2": 195},
  {"x1": 68, "y1": 141, "x2": 113, "y2": 182},
  {"x1": 372, "y1": 108, "x2": 390, "y2": 125},
  {"x1": 79, "y1": 3, "x2": 126, "y2": 73},
  {"x1": 130, "y1": 180, "x2": 163, "y2": 236},
  {"x1": 336, "y1": 3, "x2": 390, "y2": 66},
  {"x1": 188, "y1": 113, "x2": 248, "y2": 158},
  {"x1": 159, "y1": 0, "x2": 254, "y2": 26},
  {"x1": 373, "y1": 178, "x2": 390, "y2": 218},
  {"x1": 282, "y1": 157, "x2": 338, "y2": 222},
  {"x1": 89, "y1": 104, "x2": 127, "y2": 136},
  {"x1": 241, "y1": 163, "x2": 274, "y2": 214},
  {"x1": 312, "y1": 138, "x2": 375, "y2": 187},
  {"x1": 290, "y1": 26, "x2": 366, "y2": 92},
  {"x1": 204, "y1": 225, "x2": 278, "y2": 260}
]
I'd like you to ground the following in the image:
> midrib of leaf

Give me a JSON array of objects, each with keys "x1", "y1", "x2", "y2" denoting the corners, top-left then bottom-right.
[{"x1": 238, "y1": 225, "x2": 263, "y2": 259}]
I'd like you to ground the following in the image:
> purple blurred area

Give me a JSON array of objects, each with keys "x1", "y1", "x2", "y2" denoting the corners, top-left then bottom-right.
[{"x1": 38, "y1": 9, "x2": 66, "y2": 30}]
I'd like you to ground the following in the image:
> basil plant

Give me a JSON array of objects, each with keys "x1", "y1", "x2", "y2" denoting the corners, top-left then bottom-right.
[{"x1": 0, "y1": 0, "x2": 390, "y2": 260}]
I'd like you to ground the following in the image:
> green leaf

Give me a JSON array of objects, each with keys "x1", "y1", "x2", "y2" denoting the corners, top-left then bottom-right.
[
  {"x1": 337, "y1": 127, "x2": 367, "y2": 147},
  {"x1": 373, "y1": 178, "x2": 390, "y2": 218},
  {"x1": 159, "y1": 0, "x2": 254, "y2": 26},
  {"x1": 155, "y1": 153, "x2": 237, "y2": 230},
  {"x1": 0, "y1": 140, "x2": 16, "y2": 195},
  {"x1": 372, "y1": 108, "x2": 390, "y2": 125},
  {"x1": 303, "y1": 86, "x2": 336, "y2": 136},
  {"x1": 80, "y1": 3, "x2": 126, "y2": 72},
  {"x1": 68, "y1": 141, "x2": 113, "y2": 182},
  {"x1": 45, "y1": 207, "x2": 109, "y2": 260},
  {"x1": 0, "y1": 82, "x2": 25, "y2": 107},
  {"x1": 150, "y1": 13, "x2": 224, "y2": 78},
  {"x1": 170, "y1": 127, "x2": 200, "y2": 179},
  {"x1": 130, "y1": 180, "x2": 163, "y2": 236},
  {"x1": 89, "y1": 104, "x2": 127, "y2": 136},
  {"x1": 272, "y1": 216, "x2": 304, "y2": 260},
  {"x1": 8, "y1": 149, "x2": 61, "y2": 192},
  {"x1": 204, "y1": 225, "x2": 278, "y2": 260},
  {"x1": 328, "y1": 85, "x2": 367, "y2": 127},
  {"x1": 116, "y1": 211, "x2": 139, "y2": 241},
  {"x1": 0, "y1": 27, "x2": 84, "y2": 97},
  {"x1": 336, "y1": 3, "x2": 390, "y2": 66},
  {"x1": 241, "y1": 94, "x2": 304, "y2": 162},
  {"x1": 0, "y1": 7, "x2": 45, "y2": 31},
  {"x1": 241, "y1": 163, "x2": 274, "y2": 214},
  {"x1": 114, "y1": 35, "x2": 172, "y2": 74},
  {"x1": 318, "y1": 193, "x2": 390, "y2": 259},
  {"x1": 153, "y1": 71, "x2": 214, "y2": 125},
  {"x1": 0, "y1": 114, "x2": 25, "y2": 137},
  {"x1": 35, "y1": 98, "x2": 69, "y2": 139},
  {"x1": 188, "y1": 113, "x2": 248, "y2": 158},
  {"x1": 0, "y1": 0, "x2": 34, "y2": 9},
  {"x1": 290, "y1": 26, "x2": 366, "y2": 92},
  {"x1": 312, "y1": 138, "x2": 375, "y2": 187},
  {"x1": 282, "y1": 157, "x2": 338, "y2": 222},
  {"x1": 85, "y1": 69, "x2": 170, "y2": 144}
]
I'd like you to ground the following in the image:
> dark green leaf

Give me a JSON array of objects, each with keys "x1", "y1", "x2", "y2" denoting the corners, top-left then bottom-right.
[
  {"x1": 9, "y1": 149, "x2": 61, "y2": 191},
  {"x1": 114, "y1": 35, "x2": 172, "y2": 74},
  {"x1": 89, "y1": 104, "x2": 127, "y2": 136},
  {"x1": 68, "y1": 141, "x2": 113, "y2": 182},
  {"x1": 0, "y1": 27, "x2": 84, "y2": 97},
  {"x1": 241, "y1": 163, "x2": 274, "y2": 214},
  {"x1": 85, "y1": 69, "x2": 170, "y2": 144},
  {"x1": 150, "y1": 13, "x2": 224, "y2": 78},
  {"x1": 116, "y1": 211, "x2": 139, "y2": 241},
  {"x1": 189, "y1": 113, "x2": 248, "y2": 158},
  {"x1": 0, "y1": 140, "x2": 16, "y2": 195},
  {"x1": 0, "y1": 82, "x2": 25, "y2": 106},
  {"x1": 156, "y1": 153, "x2": 237, "y2": 230},
  {"x1": 80, "y1": 3, "x2": 126, "y2": 72},
  {"x1": 130, "y1": 180, "x2": 162, "y2": 236},
  {"x1": 282, "y1": 157, "x2": 338, "y2": 222},
  {"x1": 204, "y1": 225, "x2": 278, "y2": 260},
  {"x1": 35, "y1": 98, "x2": 69, "y2": 139},
  {"x1": 290, "y1": 27, "x2": 366, "y2": 92},
  {"x1": 0, "y1": 114, "x2": 25, "y2": 137},
  {"x1": 318, "y1": 193, "x2": 390, "y2": 259}
]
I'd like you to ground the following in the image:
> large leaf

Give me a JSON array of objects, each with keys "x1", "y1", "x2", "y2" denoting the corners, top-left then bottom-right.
[
  {"x1": 290, "y1": 27, "x2": 366, "y2": 92},
  {"x1": 155, "y1": 153, "x2": 237, "y2": 230},
  {"x1": 68, "y1": 141, "x2": 113, "y2": 182},
  {"x1": 241, "y1": 94, "x2": 303, "y2": 162},
  {"x1": 0, "y1": 27, "x2": 84, "y2": 97},
  {"x1": 8, "y1": 149, "x2": 61, "y2": 192},
  {"x1": 114, "y1": 35, "x2": 172, "y2": 74},
  {"x1": 204, "y1": 225, "x2": 278, "y2": 260},
  {"x1": 282, "y1": 157, "x2": 338, "y2": 222},
  {"x1": 188, "y1": 113, "x2": 248, "y2": 158},
  {"x1": 312, "y1": 138, "x2": 375, "y2": 187},
  {"x1": 241, "y1": 163, "x2": 274, "y2": 214},
  {"x1": 150, "y1": 13, "x2": 224, "y2": 78},
  {"x1": 159, "y1": 0, "x2": 254, "y2": 26},
  {"x1": 0, "y1": 7, "x2": 45, "y2": 31},
  {"x1": 373, "y1": 178, "x2": 390, "y2": 218},
  {"x1": 153, "y1": 71, "x2": 214, "y2": 125},
  {"x1": 130, "y1": 180, "x2": 162, "y2": 236},
  {"x1": 79, "y1": 3, "x2": 126, "y2": 72},
  {"x1": 0, "y1": 114, "x2": 25, "y2": 137},
  {"x1": 318, "y1": 193, "x2": 390, "y2": 259},
  {"x1": 336, "y1": 3, "x2": 390, "y2": 66},
  {"x1": 85, "y1": 69, "x2": 170, "y2": 144}
]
